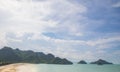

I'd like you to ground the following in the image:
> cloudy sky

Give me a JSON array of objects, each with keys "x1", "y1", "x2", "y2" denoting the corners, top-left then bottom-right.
[{"x1": 0, "y1": 0, "x2": 120, "y2": 64}]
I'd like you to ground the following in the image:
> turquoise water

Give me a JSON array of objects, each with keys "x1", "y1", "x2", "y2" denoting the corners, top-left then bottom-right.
[{"x1": 36, "y1": 64, "x2": 120, "y2": 72}]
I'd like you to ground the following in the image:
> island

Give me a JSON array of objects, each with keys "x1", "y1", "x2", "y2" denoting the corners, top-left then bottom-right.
[
  {"x1": 90, "y1": 59, "x2": 113, "y2": 65},
  {"x1": 78, "y1": 60, "x2": 87, "y2": 64},
  {"x1": 0, "y1": 46, "x2": 73, "y2": 66}
]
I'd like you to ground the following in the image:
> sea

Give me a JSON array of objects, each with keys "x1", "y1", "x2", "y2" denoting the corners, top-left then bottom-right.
[{"x1": 35, "y1": 64, "x2": 120, "y2": 72}]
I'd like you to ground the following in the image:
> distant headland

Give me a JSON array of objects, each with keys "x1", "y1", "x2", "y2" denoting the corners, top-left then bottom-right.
[{"x1": 0, "y1": 46, "x2": 73, "y2": 66}]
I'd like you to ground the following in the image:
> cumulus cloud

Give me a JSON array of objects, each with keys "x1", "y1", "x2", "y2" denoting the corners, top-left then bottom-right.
[
  {"x1": 0, "y1": 0, "x2": 87, "y2": 46},
  {"x1": 86, "y1": 36, "x2": 120, "y2": 47}
]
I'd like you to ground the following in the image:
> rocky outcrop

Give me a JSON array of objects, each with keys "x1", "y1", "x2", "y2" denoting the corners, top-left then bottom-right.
[{"x1": 90, "y1": 59, "x2": 113, "y2": 65}]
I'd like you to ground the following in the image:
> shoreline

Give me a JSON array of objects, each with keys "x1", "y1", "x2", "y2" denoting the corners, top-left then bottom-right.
[{"x1": 0, "y1": 63, "x2": 37, "y2": 72}]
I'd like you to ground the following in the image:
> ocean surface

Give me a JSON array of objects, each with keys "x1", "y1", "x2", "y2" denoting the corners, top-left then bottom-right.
[{"x1": 36, "y1": 64, "x2": 120, "y2": 72}]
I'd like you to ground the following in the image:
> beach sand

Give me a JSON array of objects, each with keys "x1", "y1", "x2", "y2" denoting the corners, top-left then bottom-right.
[{"x1": 0, "y1": 63, "x2": 37, "y2": 72}]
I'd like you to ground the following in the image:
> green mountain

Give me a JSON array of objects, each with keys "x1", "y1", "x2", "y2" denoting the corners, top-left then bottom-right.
[{"x1": 0, "y1": 46, "x2": 73, "y2": 65}]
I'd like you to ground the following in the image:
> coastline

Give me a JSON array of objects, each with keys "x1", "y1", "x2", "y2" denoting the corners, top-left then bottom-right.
[{"x1": 0, "y1": 63, "x2": 37, "y2": 72}]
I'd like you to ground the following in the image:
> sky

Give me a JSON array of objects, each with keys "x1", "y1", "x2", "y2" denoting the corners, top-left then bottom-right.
[{"x1": 0, "y1": 0, "x2": 120, "y2": 64}]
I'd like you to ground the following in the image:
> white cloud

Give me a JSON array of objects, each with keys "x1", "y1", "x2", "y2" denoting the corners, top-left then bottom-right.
[
  {"x1": 113, "y1": 50, "x2": 120, "y2": 55},
  {"x1": 112, "y1": 2, "x2": 120, "y2": 7},
  {"x1": 0, "y1": 0, "x2": 87, "y2": 39},
  {"x1": 0, "y1": 0, "x2": 87, "y2": 48},
  {"x1": 27, "y1": 32, "x2": 120, "y2": 57},
  {"x1": 28, "y1": 33, "x2": 120, "y2": 48},
  {"x1": 0, "y1": 33, "x2": 8, "y2": 47},
  {"x1": 7, "y1": 37, "x2": 22, "y2": 43},
  {"x1": 86, "y1": 36, "x2": 120, "y2": 46}
]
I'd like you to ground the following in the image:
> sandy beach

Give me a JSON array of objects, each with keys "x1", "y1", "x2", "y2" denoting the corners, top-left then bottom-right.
[{"x1": 0, "y1": 63, "x2": 37, "y2": 72}]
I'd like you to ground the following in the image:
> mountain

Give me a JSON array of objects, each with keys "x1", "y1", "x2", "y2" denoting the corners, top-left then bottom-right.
[
  {"x1": 78, "y1": 60, "x2": 87, "y2": 64},
  {"x1": 0, "y1": 46, "x2": 73, "y2": 65},
  {"x1": 90, "y1": 59, "x2": 113, "y2": 65}
]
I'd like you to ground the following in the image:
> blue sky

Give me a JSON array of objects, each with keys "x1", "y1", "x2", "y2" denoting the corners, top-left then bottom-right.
[{"x1": 0, "y1": 0, "x2": 120, "y2": 64}]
